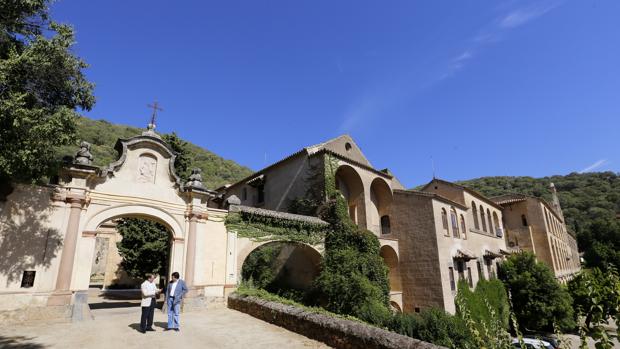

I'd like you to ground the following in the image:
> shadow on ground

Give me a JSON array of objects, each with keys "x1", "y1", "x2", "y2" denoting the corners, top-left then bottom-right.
[
  {"x1": 0, "y1": 335, "x2": 46, "y2": 349},
  {"x1": 127, "y1": 322, "x2": 168, "y2": 332}
]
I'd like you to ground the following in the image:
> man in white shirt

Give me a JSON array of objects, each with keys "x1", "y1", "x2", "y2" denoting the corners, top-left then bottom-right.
[{"x1": 140, "y1": 274, "x2": 161, "y2": 333}]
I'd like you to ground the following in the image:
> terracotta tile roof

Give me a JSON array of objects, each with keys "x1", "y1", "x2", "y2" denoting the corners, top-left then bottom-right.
[
  {"x1": 393, "y1": 189, "x2": 469, "y2": 210},
  {"x1": 421, "y1": 178, "x2": 503, "y2": 209}
]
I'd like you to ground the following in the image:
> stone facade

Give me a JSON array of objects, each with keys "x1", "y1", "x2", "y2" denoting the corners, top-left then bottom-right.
[
  {"x1": 494, "y1": 190, "x2": 581, "y2": 283},
  {"x1": 0, "y1": 131, "x2": 581, "y2": 324},
  {"x1": 392, "y1": 181, "x2": 509, "y2": 314}
]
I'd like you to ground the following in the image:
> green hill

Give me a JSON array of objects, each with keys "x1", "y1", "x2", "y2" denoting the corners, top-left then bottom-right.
[
  {"x1": 458, "y1": 172, "x2": 620, "y2": 270},
  {"x1": 54, "y1": 117, "x2": 253, "y2": 189}
]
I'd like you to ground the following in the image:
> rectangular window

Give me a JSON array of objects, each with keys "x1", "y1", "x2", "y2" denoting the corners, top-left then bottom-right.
[
  {"x1": 477, "y1": 261, "x2": 485, "y2": 281},
  {"x1": 486, "y1": 259, "x2": 495, "y2": 279},
  {"x1": 457, "y1": 261, "x2": 465, "y2": 281},
  {"x1": 21, "y1": 271, "x2": 36, "y2": 288},
  {"x1": 449, "y1": 267, "x2": 455, "y2": 291},
  {"x1": 467, "y1": 267, "x2": 473, "y2": 287},
  {"x1": 257, "y1": 184, "x2": 265, "y2": 204}
]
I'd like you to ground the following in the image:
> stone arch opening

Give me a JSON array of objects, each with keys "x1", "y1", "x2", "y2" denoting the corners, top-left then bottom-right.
[
  {"x1": 240, "y1": 241, "x2": 322, "y2": 299},
  {"x1": 84, "y1": 206, "x2": 181, "y2": 311},
  {"x1": 370, "y1": 177, "x2": 393, "y2": 236},
  {"x1": 380, "y1": 245, "x2": 402, "y2": 293},
  {"x1": 335, "y1": 165, "x2": 365, "y2": 225},
  {"x1": 390, "y1": 301, "x2": 402, "y2": 313}
]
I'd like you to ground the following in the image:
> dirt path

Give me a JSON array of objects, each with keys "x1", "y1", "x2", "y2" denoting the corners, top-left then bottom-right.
[{"x1": 1, "y1": 307, "x2": 330, "y2": 349}]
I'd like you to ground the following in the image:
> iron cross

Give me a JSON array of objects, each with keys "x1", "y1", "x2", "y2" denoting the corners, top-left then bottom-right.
[{"x1": 147, "y1": 100, "x2": 163, "y2": 127}]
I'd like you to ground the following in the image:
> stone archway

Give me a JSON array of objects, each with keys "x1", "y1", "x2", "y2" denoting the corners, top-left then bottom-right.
[
  {"x1": 75, "y1": 204, "x2": 186, "y2": 294},
  {"x1": 335, "y1": 165, "x2": 365, "y2": 226},
  {"x1": 239, "y1": 241, "x2": 322, "y2": 294},
  {"x1": 86, "y1": 214, "x2": 174, "y2": 310},
  {"x1": 380, "y1": 245, "x2": 402, "y2": 293},
  {"x1": 370, "y1": 178, "x2": 393, "y2": 236}
]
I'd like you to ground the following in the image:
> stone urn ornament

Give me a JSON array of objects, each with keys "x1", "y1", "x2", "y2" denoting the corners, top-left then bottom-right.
[
  {"x1": 186, "y1": 168, "x2": 204, "y2": 189},
  {"x1": 74, "y1": 141, "x2": 93, "y2": 165}
]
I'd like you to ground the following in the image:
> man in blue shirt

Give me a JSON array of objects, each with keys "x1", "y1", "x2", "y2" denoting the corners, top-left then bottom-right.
[{"x1": 165, "y1": 272, "x2": 188, "y2": 331}]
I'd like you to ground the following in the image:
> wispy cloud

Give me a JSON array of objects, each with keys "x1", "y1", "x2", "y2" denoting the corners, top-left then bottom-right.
[
  {"x1": 499, "y1": 3, "x2": 559, "y2": 29},
  {"x1": 579, "y1": 159, "x2": 609, "y2": 173},
  {"x1": 439, "y1": 0, "x2": 562, "y2": 80}
]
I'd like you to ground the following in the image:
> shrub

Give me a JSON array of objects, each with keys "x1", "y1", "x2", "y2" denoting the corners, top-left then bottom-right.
[
  {"x1": 388, "y1": 308, "x2": 475, "y2": 348},
  {"x1": 313, "y1": 194, "x2": 390, "y2": 323}
]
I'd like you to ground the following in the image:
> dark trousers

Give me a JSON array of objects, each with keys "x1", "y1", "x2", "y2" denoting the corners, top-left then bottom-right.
[{"x1": 140, "y1": 298, "x2": 155, "y2": 331}]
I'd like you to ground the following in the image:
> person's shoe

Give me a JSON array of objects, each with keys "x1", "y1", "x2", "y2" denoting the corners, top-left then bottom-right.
[
  {"x1": 164, "y1": 328, "x2": 171, "y2": 331},
  {"x1": 146, "y1": 328, "x2": 155, "y2": 332},
  {"x1": 139, "y1": 329, "x2": 146, "y2": 334},
  {"x1": 174, "y1": 328, "x2": 179, "y2": 332}
]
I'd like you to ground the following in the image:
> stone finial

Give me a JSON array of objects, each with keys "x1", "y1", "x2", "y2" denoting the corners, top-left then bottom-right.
[
  {"x1": 186, "y1": 168, "x2": 204, "y2": 189},
  {"x1": 74, "y1": 141, "x2": 93, "y2": 165},
  {"x1": 226, "y1": 195, "x2": 241, "y2": 206}
]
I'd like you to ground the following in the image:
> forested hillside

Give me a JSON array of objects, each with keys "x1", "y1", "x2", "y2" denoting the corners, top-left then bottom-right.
[
  {"x1": 54, "y1": 117, "x2": 253, "y2": 189},
  {"x1": 459, "y1": 172, "x2": 620, "y2": 270}
]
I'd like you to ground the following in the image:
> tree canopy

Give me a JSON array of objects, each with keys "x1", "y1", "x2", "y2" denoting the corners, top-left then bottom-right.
[
  {"x1": 116, "y1": 218, "x2": 171, "y2": 279},
  {"x1": 498, "y1": 252, "x2": 574, "y2": 332},
  {"x1": 0, "y1": 0, "x2": 95, "y2": 185}
]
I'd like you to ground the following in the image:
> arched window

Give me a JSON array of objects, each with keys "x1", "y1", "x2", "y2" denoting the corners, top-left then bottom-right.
[
  {"x1": 480, "y1": 205, "x2": 487, "y2": 232},
  {"x1": 487, "y1": 209, "x2": 493, "y2": 235},
  {"x1": 451, "y1": 208, "x2": 459, "y2": 238},
  {"x1": 521, "y1": 214, "x2": 528, "y2": 227},
  {"x1": 381, "y1": 215, "x2": 391, "y2": 235},
  {"x1": 492, "y1": 212, "x2": 501, "y2": 237},
  {"x1": 441, "y1": 208, "x2": 449, "y2": 235},
  {"x1": 460, "y1": 214, "x2": 467, "y2": 239},
  {"x1": 472, "y1": 202, "x2": 479, "y2": 230}
]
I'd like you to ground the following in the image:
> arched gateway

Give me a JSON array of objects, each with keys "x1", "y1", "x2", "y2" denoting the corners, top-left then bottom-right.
[{"x1": 0, "y1": 126, "x2": 309, "y2": 323}]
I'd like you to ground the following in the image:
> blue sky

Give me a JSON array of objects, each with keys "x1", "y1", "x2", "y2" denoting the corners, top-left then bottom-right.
[{"x1": 51, "y1": 0, "x2": 620, "y2": 188}]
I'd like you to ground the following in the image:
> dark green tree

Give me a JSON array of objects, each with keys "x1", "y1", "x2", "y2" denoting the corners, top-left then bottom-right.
[
  {"x1": 162, "y1": 132, "x2": 192, "y2": 181},
  {"x1": 116, "y1": 218, "x2": 171, "y2": 279},
  {"x1": 498, "y1": 252, "x2": 575, "y2": 331},
  {"x1": 0, "y1": 0, "x2": 95, "y2": 187}
]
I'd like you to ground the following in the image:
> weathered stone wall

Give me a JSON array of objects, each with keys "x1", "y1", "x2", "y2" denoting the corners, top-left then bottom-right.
[
  {"x1": 227, "y1": 294, "x2": 446, "y2": 349},
  {"x1": 391, "y1": 191, "x2": 444, "y2": 313}
]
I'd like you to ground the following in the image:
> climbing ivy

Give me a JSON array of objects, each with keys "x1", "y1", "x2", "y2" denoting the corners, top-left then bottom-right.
[
  {"x1": 225, "y1": 211, "x2": 327, "y2": 245},
  {"x1": 313, "y1": 153, "x2": 391, "y2": 322}
]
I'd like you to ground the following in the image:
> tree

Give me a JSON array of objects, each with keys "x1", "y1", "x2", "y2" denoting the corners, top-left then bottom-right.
[
  {"x1": 498, "y1": 252, "x2": 575, "y2": 332},
  {"x1": 0, "y1": 0, "x2": 95, "y2": 187},
  {"x1": 162, "y1": 132, "x2": 192, "y2": 181},
  {"x1": 116, "y1": 218, "x2": 171, "y2": 279},
  {"x1": 568, "y1": 267, "x2": 620, "y2": 330}
]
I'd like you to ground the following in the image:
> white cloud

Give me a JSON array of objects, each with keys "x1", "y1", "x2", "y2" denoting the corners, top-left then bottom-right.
[
  {"x1": 437, "y1": 1, "x2": 561, "y2": 82},
  {"x1": 499, "y1": 2, "x2": 559, "y2": 28},
  {"x1": 579, "y1": 159, "x2": 609, "y2": 173}
]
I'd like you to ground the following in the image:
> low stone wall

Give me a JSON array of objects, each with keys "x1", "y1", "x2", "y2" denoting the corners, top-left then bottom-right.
[{"x1": 228, "y1": 294, "x2": 446, "y2": 349}]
